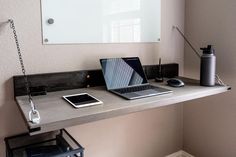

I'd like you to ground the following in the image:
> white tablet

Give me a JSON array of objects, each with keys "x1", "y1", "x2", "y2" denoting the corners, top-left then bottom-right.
[{"x1": 63, "y1": 93, "x2": 103, "y2": 108}]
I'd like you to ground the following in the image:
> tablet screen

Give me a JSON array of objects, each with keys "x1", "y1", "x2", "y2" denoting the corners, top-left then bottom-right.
[{"x1": 63, "y1": 93, "x2": 101, "y2": 107}]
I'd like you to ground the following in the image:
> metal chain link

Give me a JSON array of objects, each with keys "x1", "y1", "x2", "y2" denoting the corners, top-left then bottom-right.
[{"x1": 8, "y1": 19, "x2": 36, "y2": 111}]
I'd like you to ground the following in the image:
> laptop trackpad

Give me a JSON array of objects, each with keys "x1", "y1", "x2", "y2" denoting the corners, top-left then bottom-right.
[
  {"x1": 123, "y1": 89, "x2": 159, "y2": 99},
  {"x1": 134, "y1": 89, "x2": 158, "y2": 95},
  {"x1": 123, "y1": 92, "x2": 140, "y2": 98}
]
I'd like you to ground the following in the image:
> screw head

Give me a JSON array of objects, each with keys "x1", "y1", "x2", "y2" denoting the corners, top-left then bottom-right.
[
  {"x1": 47, "y1": 18, "x2": 54, "y2": 24},
  {"x1": 44, "y1": 38, "x2": 49, "y2": 42}
]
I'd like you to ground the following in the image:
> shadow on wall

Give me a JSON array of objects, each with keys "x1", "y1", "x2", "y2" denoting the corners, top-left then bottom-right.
[
  {"x1": 0, "y1": 78, "x2": 28, "y2": 149},
  {"x1": 0, "y1": 21, "x2": 9, "y2": 35}
]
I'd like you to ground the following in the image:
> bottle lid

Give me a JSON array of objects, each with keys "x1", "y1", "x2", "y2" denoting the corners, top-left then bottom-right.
[{"x1": 200, "y1": 45, "x2": 215, "y2": 54}]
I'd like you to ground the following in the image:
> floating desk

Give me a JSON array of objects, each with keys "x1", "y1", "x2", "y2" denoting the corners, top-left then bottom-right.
[{"x1": 15, "y1": 78, "x2": 230, "y2": 135}]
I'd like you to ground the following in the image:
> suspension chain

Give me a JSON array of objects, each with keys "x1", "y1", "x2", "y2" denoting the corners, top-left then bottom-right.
[{"x1": 8, "y1": 19, "x2": 39, "y2": 119}]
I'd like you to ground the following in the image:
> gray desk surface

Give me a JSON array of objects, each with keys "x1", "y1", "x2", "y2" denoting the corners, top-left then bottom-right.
[{"x1": 15, "y1": 78, "x2": 230, "y2": 135}]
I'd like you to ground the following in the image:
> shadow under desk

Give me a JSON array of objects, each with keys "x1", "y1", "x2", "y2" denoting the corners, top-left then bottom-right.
[{"x1": 15, "y1": 78, "x2": 230, "y2": 135}]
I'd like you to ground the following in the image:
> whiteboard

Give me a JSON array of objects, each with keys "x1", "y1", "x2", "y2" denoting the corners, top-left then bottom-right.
[{"x1": 41, "y1": 0, "x2": 161, "y2": 44}]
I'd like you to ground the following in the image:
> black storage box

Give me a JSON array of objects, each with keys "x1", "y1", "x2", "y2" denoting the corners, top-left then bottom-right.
[{"x1": 5, "y1": 129, "x2": 84, "y2": 157}]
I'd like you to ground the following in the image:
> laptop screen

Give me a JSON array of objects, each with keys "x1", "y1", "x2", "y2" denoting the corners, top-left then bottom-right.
[{"x1": 100, "y1": 57, "x2": 148, "y2": 90}]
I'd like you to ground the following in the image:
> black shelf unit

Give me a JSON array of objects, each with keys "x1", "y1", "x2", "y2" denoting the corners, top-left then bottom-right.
[{"x1": 5, "y1": 129, "x2": 84, "y2": 157}]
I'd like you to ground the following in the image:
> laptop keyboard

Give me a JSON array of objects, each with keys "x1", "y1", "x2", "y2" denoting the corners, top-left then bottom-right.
[{"x1": 114, "y1": 85, "x2": 156, "y2": 94}]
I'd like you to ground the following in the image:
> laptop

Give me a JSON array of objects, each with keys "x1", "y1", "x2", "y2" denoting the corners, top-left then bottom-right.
[{"x1": 100, "y1": 57, "x2": 172, "y2": 100}]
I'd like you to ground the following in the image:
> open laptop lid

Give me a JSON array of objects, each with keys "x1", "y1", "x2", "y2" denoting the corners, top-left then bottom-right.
[{"x1": 100, "y1": 57, "x2": 149, "y2": 90}]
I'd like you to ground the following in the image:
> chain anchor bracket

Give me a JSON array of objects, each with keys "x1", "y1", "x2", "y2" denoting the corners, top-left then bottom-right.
[{"x1": 29, "y1": 99, "x2": 41, "y2": 124}]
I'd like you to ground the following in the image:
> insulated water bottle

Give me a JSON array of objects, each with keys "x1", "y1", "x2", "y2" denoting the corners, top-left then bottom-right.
[{"x1": 200, "y1": 45, "x2": 216, "y2": 86}]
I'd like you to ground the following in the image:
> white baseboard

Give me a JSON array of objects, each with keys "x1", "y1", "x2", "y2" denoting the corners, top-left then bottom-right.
[{"x1": 166, "y1": 150, "x2": 194, "y2": 157}]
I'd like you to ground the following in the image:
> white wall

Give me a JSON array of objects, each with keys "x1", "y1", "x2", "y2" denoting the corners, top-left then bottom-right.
[
  {"x1": 0, "y1": 0, "x2": 185, "y2": 156},
  {"x1": 184, "y1": 0, "x2": 236, "y2": 156}
]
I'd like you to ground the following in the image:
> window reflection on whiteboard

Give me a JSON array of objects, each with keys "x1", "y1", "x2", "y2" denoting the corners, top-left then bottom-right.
[
  {"x1": 41, "y1": 0, "x2": 161, "y2": 44},
  {"x1": 111, "y1": 19, "x2": 141, "y2": 42},
  {"x1": 104, "y1": 0, "x2": 140, "y2": 14}
]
